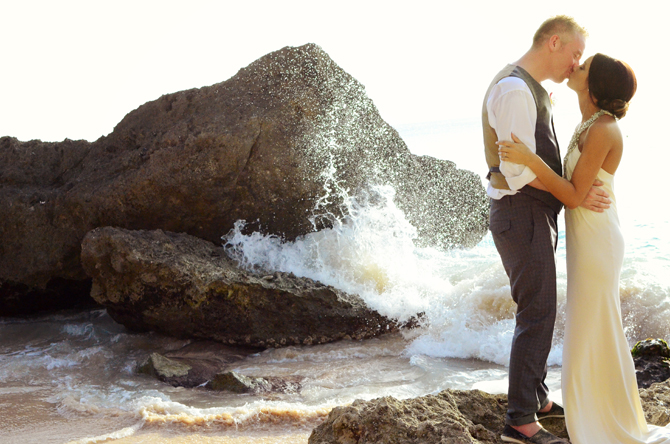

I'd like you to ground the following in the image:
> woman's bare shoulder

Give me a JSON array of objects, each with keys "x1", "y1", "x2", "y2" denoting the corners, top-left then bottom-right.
[{"x1": 584, "y1": 116, "x2": 622, "y2": 151}]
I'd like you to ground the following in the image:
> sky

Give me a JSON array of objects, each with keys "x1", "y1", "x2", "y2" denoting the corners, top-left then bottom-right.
[{"x1": 2, "y1": 0, "x2": 665, "y2": 142}]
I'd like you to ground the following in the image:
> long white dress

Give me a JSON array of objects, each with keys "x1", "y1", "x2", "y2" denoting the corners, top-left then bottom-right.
[{"x1": 562, "y1": 110, "x2": 670, "y2": 443}]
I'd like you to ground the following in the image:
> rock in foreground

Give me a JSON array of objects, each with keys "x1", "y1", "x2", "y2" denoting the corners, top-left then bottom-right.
[
  {"x1": 81, "y1": 227, "x2": 402, "y2": 348},
  {"x1": 308, "y1": 389, "x2": 541, "y2": 444},
  {"x1": 309, "y1": 379, "x2": 670, "y2": 444},
  {"x1": 0, "y1": 43, "x2": 488, "y2": 316}
]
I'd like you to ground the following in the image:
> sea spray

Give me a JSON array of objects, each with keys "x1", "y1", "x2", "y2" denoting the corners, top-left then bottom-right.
[
  {"x1": 221, "y1": 164, "x2": 534, "y2": 365},
  {"x1": 222, "y1": 155, "x2": 670, "y2": 369}
]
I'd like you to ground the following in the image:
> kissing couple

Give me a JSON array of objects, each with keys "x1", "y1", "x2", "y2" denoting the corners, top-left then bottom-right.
[{"x1": 484, "y1": 15, "x2": 668, "y2": 444}]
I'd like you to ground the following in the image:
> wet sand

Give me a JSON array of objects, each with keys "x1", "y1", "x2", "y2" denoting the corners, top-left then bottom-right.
[{"x1": 103, "y1": 431, "x2": 310, "y2": 444}]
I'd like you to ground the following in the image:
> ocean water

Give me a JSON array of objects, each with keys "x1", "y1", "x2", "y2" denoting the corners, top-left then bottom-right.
[{"x1": 2, "y1": 117, "x2": 669, "y2": 443}]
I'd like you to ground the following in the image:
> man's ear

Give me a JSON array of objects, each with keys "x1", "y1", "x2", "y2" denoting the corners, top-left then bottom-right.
[{"x1": 548, "y1": 34, "x2": 562, "y2": 52}]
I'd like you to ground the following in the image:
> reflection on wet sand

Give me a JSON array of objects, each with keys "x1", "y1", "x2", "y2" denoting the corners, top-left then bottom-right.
[{"x1": 103, "y1": 431, "x2": 309, "y2": 444}]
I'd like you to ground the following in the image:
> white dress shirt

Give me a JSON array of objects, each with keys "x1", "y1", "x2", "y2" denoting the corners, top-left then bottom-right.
[{"x1": 486, "y1": 76, "x2": 539, "y2": 199}]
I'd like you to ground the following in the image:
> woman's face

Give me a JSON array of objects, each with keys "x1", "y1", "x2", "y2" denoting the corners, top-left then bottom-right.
[{"x1": 567, "y1": 55, "x2": 593, "y2": 93}]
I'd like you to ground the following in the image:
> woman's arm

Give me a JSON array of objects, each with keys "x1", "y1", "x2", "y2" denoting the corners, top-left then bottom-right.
[
  {"x1": 527, "y1": 177, "x2": 549, "y2": 191},
  {"x1": 498, "y1": 123, "x2": 614, "y2": 209}
]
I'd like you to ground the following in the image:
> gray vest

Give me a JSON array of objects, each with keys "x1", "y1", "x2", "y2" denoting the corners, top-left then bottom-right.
[{"x1": 482, "y1": 65, "x2": 563, "y2": 214}]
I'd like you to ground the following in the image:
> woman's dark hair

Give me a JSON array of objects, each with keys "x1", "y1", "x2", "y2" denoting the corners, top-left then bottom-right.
[{"x1": 588, "y1": 53, "x2": 637, "y2": 119}]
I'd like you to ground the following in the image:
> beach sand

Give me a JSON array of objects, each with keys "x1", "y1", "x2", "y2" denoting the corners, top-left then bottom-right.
[{"x1": 102, "y1": 432, "x2": 310, "y2": 444}]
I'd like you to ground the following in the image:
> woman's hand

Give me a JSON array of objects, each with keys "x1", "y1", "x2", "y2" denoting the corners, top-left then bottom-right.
[{"x1": 496, "y1": 133, "x2": 535, "y2": 166}]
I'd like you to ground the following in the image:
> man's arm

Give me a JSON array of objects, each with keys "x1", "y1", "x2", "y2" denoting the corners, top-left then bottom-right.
[
  {"x1": 579, "y1": 180, "x2": 611, "y2": 212},
  {"x1": 526, "y1": 177, "x2": 611, "y2": 213},
  {"x1": 487, "y1": 77, "x2": 538, "y2": 191}
]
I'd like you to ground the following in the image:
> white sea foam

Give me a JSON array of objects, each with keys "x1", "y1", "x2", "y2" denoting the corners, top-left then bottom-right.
[
  {"x1": 224, "y1": 185, "x2": 426, "y2": 321},
  {"x1": 222, "y1": 175, "x2": 528, "y2": 365},
  {"x1": 221, "y1": 167, "x2": 670, "y2": 368},
  {"x1": 65, "y1": 421, "x2": 145, "y2": 444},
  {"x1": 260, "y1": 343, "x2": 401, "y2": 364},
  {"x1": 62, "y1": 322, "x2": 95, "y2": 338}
]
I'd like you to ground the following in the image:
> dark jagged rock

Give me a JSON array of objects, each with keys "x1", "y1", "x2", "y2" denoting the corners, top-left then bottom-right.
[
  {"x1": 81, "y1": 227, "x2": 403, "y2": 348},
  {"x1": 635, "y1": 359, "x2": 670, "y2": 389},
  {"x1": 139, "y1": 353, "x2": 193, "y2": 383},
  {"x1": 633, "y1": 338, "x2": 670, "y2": 358},
  {"x1": 207, "y1": 371, "x2": 272, "y2": 393},
  {"x1": 139, "y1": 351, "x2": 303, "y2": 393},
  {"x1": 137, "y1": 341, "x2": 250, "y2": 387},
  {"x1": 633, "y1": 338, "x2": 670, "y2": 389},
  {"x1": 0, "y1": 43, "x2": 488, "y2": 316},
  {"x1": 0, "y1": 278, "x2": 98, "y2": 316},
  {"x1": 206, "y1": 371, "x2": 302, "y2": 394}
]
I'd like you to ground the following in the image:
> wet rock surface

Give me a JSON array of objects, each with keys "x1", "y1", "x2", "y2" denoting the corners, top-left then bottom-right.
[
  {"x1": 633, "y1": 338, "x2": 670, "y2": 389},
  {"x1": 0, "y1": 43, "x2": 488, "y2": 316},
  {"x1": 81, "y1": 227, "x2": 403, "y2": 348},
  {"x1": 207, "y1": 371, "x2": 303, "y2": 394},
  {"x1": 139, "y1": 353, "x2": 194, "y2": 383},
  {"x1": 136, "y1": 340, "x2": 302, "y2": 393},
  {"x1": 137, "y1": 340, "x2": 250, "y2": 387}
]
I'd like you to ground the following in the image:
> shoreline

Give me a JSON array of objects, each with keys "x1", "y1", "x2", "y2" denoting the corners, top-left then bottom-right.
[{"x1": 99, "y1": 432, "x2": 312, "y2": 444}]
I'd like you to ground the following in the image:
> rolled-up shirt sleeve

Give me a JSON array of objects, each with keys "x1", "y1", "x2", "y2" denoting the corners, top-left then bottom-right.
[{"x1": 487, "y1": 77, "x2": 537, "y2": 191}]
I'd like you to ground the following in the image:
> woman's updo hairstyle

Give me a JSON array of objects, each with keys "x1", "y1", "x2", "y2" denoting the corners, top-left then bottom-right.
[{"x1": 588, "y1": 53, "x2": 637, "y2": 119}]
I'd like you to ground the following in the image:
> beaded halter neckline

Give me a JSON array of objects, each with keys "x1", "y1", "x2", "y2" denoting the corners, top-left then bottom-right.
[{"x1": 563, "y1": 109, "x2": 616, "y2": 176}]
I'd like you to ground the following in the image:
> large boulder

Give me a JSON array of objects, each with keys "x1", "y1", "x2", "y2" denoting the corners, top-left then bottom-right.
[
  {"x1": 0, "y1": 43, "x2": 488, "y2": 315},
  {"x1": 81, "y1": 227, "x2": 403, "y2": 347}
]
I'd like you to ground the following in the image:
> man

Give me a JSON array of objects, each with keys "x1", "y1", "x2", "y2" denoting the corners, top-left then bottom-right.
[{"x1": 482, "y1": 16, "x2": 610, "y2": 444}]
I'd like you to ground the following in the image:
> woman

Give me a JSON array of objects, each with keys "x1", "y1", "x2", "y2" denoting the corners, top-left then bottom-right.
[{"x1": 498, "y1": 54, "x2": 670, "y2": 443}]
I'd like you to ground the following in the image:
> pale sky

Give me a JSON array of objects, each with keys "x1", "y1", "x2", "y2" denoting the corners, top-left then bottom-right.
[{"x1": 1, "y1": 0, "x2": 665, "y2": 150}]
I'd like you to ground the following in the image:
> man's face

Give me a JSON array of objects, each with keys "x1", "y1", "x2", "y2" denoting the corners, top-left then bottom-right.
[{"x1": 551, "y1": 33, "x2": 586, "y2": 83}]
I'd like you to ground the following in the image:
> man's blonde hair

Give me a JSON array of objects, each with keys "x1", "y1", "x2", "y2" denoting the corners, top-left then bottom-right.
[{"x1": 532, "y1": 15, "x2": 588, "y2": 48}]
